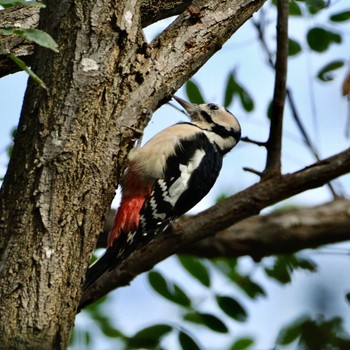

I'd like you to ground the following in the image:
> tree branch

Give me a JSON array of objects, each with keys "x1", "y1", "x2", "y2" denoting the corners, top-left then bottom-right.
[
  {"x1": 117, "y1": 0, "x2": 268, "y2": 146},
  {"x1": 79, "y1": 147, "x2": 350, "y2": 309},
  {"x1": 0, "y1": 0, "x2": 191, "y2": 77},
  {"x1": 95, "y1": 198, "x2": 350, "y2": 259},
  {"x1": 252, "y1": 8, "x2": 338, "y2": 197},
  {"x1": 263, "y1": 0, "x2": 288, "y2": 177},
  {"x1": 181, "y1": 198, "x2": 350, "y2": 259},
  {"x1": 0, "y1": 0, "x2": 268, "y2": 346}
]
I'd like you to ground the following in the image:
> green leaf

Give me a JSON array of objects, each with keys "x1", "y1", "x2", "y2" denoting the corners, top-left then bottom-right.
[
  {"x1": 199, "y1": 313, "x2": 228, "y2": 333},
  {"x1": 216, "y1": 295, "x2": 248, "y2": 322},
  {"x1": 304, "y1": 0, "x2": 326, "y2": 6},
  {"x1": 307, "y1": 27, "x2": 341, "y2": 53},
  {"x1": 265, "y1": 255, "x2": 317, "y2": 285},
  {"x1": 173, "y1": 283, "x2": 192, "y2": 307},
  {"x1": 239, "y1": 87, "x2": 254, "y2": 112},
  {"x1": 288, "y1": 38, "x2": 302, "y2": 56},
  {"x1": 0, "y1": 0, "x2": 45, "y2": 8},
  {"x1": 128, "y1": 324, "x2": 173, "y2": 349},
  {"x1": 277, "y1": 317, "x2": 304, "y2": 345},
  {"x1": 303, "y1": 0, "x2": 327, "y2": 14},
  {"x1": 184, "y1": 312, "x2": 228, "y2": 333},
  {"x1": 178, "y1": 255, "x2": 211, "y2": 288},
  {"x1": 9, "y1": 54, "x2": 47, "y2": 89},
  {"x1": 330, "y1": 10, "x2": 350, "y2": 22},
  {"x1": 289, "y1": 1, "x2": 302, "y2": 16},
  {"x1": 230, "y1": 337, "x2": 254, "y2": 350},
  {"x1": 148, "y1": 271, "x2": 169, "y2": 298},
  {"x1": 185, "y1": 80, "x2": 205, "y2": 104},
  {"x1": 183, "y1": 311, "x2": 203, "y2": 325},
  {"x1": 317, "y1": 60, "x2": 344, "y2": 82},
  {"x1": 224, "y1": 72, "x2": 254, "y2": 111},
  {"x1": 148, "y1": 271, "x2": 191, "y2": 307},
  {"x1": 178, "y1": 331, "x2": 201, "y2": 350},
  {"x1": 345, "y1": 292, "x2": 350, "y2": 304},
  {"x1": 224, "y1": 73, "x2": 236, "y2": 107},
  {"x1": 235, "y1": 275, "x2": 265, "y2": 299},
  {"x1": 213, "y1": 258, "x2": 265, "y2": 299},
  {"x1": 0, "y1": 28, "x2": 59, "y2": 53}
]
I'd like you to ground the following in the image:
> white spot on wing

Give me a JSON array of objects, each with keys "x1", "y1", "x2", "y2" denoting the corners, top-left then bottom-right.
[
  {"x1": 127, "y1": 231, "x2": 137, "y2": 244},
  {"x1": 164, "y1": 149, "x2": 205, "y2": 206},
  {"x1": 149, "y1": 196, "x2": 166, "y2": 220}
]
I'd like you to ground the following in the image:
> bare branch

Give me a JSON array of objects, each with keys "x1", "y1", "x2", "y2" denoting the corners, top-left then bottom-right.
[
  {"x1": 263, "y1": 0, "x2": 289, "y2": 177},
  {"x1": 79, "y1": 147, "x2": 350, "y2": 309},
  {"x1": 241, "y1": 136, "x2": 266, "y2": 147},
  {"x1": 181, "y1": 198, "x2": 350, "y2": 260}
]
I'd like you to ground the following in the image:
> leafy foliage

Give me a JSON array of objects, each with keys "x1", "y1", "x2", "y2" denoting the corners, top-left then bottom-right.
[
  {"x1": 224, "y1": 72, "x2": 254, "y2": 111},
  {"x1": 184, "y1": 311, "x2": 229, "y2": 333},
  {"x1": 185, "y1": 80, "x2": 205, "y2": 104},
  {"x1": 216, "y1": 295, "x2": 248, "y2": 322},
  {"x1": 230, "y1": 337, "x2": 254, "y2": 350},
  {"x1": 178, "y1": 331, "x2": 201, "y2": 350},
  {"x1": 277, "y1": 315, "x2": 350, "y2": 349},
  {"x1": 8, "y1": 54, "x2": 47, "y2": 89},
  {"x1": 329, "y1": 10, "x2": 350, "y2": 22},
  {"x1": 177, "y1": 255, "x2": 211, "y2": 288},
  {"x1": 288, "y1": 38, "x2": 302, "y2": 56},
  {"x1": 0, "y1": 28, "x2": 58, "y2": 52},
  {"x1": 148, "y1": 270, "x2": 191, "y2": 307},
  {"x1": 264, "y1": 255, "x2": 317, "y2": 284},
  {"x1": 126, "y1": 324, "x2": 173, "y2": 349},
  {"x1": 213, "y1": 258, "x2": 266, "y2": 299},
  {"x1": 307, "y1": 27, "x2": 341, "y2": 53},
  {"x1": 317, "y1": 60, "x2": 345, "y2": 82}
]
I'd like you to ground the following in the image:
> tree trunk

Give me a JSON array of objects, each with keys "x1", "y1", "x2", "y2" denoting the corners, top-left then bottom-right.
[{"x1": 0, "y1": 0, "x2": 266, "y2": 348}]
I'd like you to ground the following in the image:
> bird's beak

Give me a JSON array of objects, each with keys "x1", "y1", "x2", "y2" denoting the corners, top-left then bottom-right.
[{"x1": 173, "y1": 96, "x2": 198, "y2": 116}]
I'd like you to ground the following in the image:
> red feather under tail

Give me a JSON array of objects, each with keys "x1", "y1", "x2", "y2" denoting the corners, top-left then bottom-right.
[
  {"x1": 107, "y1": 165, "x2": 153, "y2": 247},
  {"x1": 108, "y1": 195, "x2": 147, "y2": 247}
]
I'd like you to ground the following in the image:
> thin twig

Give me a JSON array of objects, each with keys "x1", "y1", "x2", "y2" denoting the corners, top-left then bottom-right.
[
  {"x1": 263, "y1": 0, "x2": 289, "y2": 178},
  {"x1": 287, "y1": 89, "x2": 339, "y2": 198},
  {"x1": 253, "y1": 6, "x2": 339, "y2": 198},
  {"x1": 241, "y1": 136, "x2": 266, "y2": 147},
  {"x1": 243, "y1": 167, "x2": 263, "y2": 177}
]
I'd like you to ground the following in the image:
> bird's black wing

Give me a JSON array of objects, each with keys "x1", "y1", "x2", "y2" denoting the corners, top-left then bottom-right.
[{"x1": 83, "y1": 132, "x2": 222, "y2": 292}]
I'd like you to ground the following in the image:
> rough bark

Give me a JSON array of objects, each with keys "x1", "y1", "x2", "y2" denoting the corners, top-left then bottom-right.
[
  {"x1": 0, "y1": 0, "x2": 191, "y2": 77},
  {"x1": 0, "y1": 0, "x2": 266, "y2": 349}
]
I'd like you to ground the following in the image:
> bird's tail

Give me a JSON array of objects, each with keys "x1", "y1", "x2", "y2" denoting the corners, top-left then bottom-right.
[{"x1": 83, "y1": 246, "x2": 117, "y2": 291}]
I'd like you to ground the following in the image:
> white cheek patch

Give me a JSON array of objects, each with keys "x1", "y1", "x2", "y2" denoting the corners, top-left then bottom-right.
[{"x1": 163, "y1": 149, "x2": 206, "y2": 206}]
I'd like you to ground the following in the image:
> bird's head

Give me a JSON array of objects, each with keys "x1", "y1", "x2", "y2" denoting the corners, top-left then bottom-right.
[{"x1": 173, "y1": 95, "x2": 241, "y2": 153}]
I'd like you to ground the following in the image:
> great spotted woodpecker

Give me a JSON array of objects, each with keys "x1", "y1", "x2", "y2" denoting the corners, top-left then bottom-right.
[{"x1": 83, "y1": 96, "x2": 241, "y2": 291}]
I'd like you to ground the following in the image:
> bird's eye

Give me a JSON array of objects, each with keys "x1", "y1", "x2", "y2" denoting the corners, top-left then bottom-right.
[{"x1": 208, "y1": 103, "x2": 219, "y2": 111}]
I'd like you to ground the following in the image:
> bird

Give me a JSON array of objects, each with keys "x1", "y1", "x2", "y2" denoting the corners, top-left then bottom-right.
[{"x1": 83, "y1": 96, "x2": 241, "y2": 291}]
